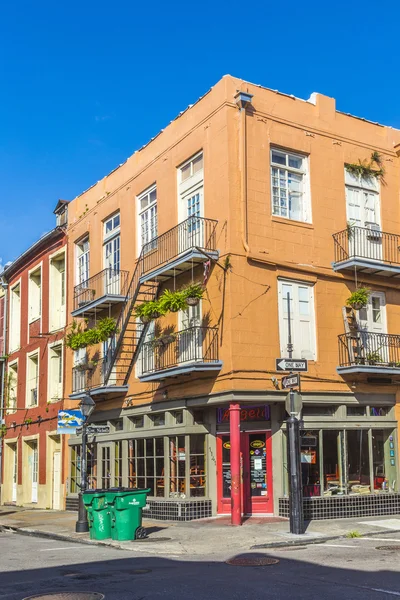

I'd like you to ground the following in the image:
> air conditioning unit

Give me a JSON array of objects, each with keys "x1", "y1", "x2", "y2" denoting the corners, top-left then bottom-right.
[{"x1": 365, "y1": 222, "x2": 382, "y2": 240}]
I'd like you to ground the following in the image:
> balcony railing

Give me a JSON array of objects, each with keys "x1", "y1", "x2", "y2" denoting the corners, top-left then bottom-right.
[
  {"x1": 73, "y1": 268, "x2": 129, "y2": 312},
  {"x1": 333, "y1": 226, "x2": 400, "y2": 266},
  {"x1": 139, "y1": 326, "x2": 219, "y2": 377},
  {"x1": 72, "y1": 358, "x2": 124, "y2": 393},
  {"x1": 338, "y1": 331, "x2": 400, "y2": 368},
  {"x1": 141, "y1": 216, "x2": 218, "y2": 275}
]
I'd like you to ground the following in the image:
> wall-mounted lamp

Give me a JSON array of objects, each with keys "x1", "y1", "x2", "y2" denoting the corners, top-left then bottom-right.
[{"x1": 163, "y1": 390, "x2": 168, "y2": 400}]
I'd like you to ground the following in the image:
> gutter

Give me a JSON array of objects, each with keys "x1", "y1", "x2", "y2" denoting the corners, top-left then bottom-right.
[
  {"x1": 234, "y1": 91, "x2": 253, "y2": 254},
  {"x1": 0, "y1": 277, "x2": 8, "y2": 488}
]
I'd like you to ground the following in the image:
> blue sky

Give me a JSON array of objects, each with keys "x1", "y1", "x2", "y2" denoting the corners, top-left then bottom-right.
[{"x1": 1, "y1": 0, "x2": 400, "y2": 264}]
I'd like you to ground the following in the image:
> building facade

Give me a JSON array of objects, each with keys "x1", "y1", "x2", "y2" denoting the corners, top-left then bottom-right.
[
  {"x1": 1, "y1": 203, "x2": 68, "y2": 508},
  {"x1": 62, "y1": 75, "x2": 400, "y2": 520}
]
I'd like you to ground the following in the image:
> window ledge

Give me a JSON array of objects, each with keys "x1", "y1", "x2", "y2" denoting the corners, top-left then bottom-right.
[{"x1": 272, "y1": 216, "x2": 314, "y2": 229}]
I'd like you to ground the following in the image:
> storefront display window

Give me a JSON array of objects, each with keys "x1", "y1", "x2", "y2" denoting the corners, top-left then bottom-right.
[
  {"x1": 114, "y1": 441, "x2": 122, "y2": 488},
  {"x1": 128, "y1": 437, "x2": 164, "y2": 496},
  {"x1": 70, "y1": 444, "x2": 97, "y2": 493},
  {"x1": 190, "y1": 435, "x2": 206, "y2": 497},
  {"x1": 298, "y1": 428, "x2": 396, "y2": 498},
  {"x1": 301, "y1": 431, "x2": 320, "y2": 497},
  {"x1": 170, "y1": 436, "x2": 186, "y2": 497}
]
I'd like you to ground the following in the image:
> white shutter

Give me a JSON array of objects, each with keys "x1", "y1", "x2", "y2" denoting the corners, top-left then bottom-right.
[
  {"x1": 346, "y1": 187, "x2": 362, "y2": 226},
  {"x1": 278, "y1": 280, "x2": 316, "y2": 360}
]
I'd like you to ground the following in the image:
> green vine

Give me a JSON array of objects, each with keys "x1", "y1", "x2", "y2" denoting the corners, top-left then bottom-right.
[
  {"x1": 65, "y1": 317, "x2": 118, "y2": 350},
  {"x1": 345, "y1": 152, "x2": 385, "y2": 182},
  {"x1": 0, "y1": 424, "x2": 7, "y2": 437}
]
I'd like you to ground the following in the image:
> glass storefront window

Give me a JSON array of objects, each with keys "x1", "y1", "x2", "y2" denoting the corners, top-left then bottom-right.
[
  {"x1": 190, "y1": 435, "x2": 206, "y2": 497},
  {"x1": 170, "y1": 436, "x2": 186, "y2": 497},
  {"x1": 101, "y1": 446, "x2": 111, "y2": 489},
  {"x1": 323, "y1": 430, "x2": 345, "y2": 496},
  {"x1": 128, "y1": 437, "x2": 164, "y2": 496},
  {"x1": 114, "y1": 441, "x2": 122, "y2": 488},
  {"x1": 70, "y1": 444, "x2": 97, "y2": 493},
  {"x1": 347, "y1": 430, "x2": 370, "y2": 493},
  {"x1": 301, "y1": 431, "x2": 320, "y2": 497}
]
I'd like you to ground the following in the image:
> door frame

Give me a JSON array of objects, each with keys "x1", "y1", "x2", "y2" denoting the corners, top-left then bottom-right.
[
  {"x1": 216, "y1": 430, "x2": 274, "y2": 516},
  {"x1": 52, "y1": 450, "x2": 61, "y2": 510}
]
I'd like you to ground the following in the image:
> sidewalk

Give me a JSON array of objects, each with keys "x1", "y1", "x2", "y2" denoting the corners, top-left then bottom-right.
[{"x1": 1, "y1": 508, "x2": 400, "y2": 557}]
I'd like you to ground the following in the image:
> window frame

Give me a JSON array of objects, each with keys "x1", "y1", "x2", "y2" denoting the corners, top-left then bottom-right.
[
  {"x1": 103, "y1": 212, "x2": 121, "y2": 243},
  {"x1": 7, "y1": 360, "x2": 18, "y2": 414},
  {"x1": 177, "y1": 152, "x2": 204, "y2": 225},
  {"x1": 49, "y1": 249, "x2": 66, "y2": 332},
  {"x1": 47, "y1": 342, "x2": 63, "y2": 403},
  {"x1": 270, "y1": 147, "x2": 311, "y2": 223},
  {"x1": 75, "y1": 236, "x2": 90, "y2": 286},
  {"x1": 137, "y1": 184, "x2": 158, "y2": 255},
  {"x1": 28, "y1": 264, "x2": 42, "y2": 324},
  {"x1": 9, "y1": 280, "x2": 21, "y2": 354},
  {"x1": 26, "y1": 350, "x2": 39, "y2": 408}
]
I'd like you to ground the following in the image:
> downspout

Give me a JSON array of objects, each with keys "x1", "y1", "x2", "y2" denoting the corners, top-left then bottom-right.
[
  {"x1": 0, "y1": 277, "x2": 8, "y2": 488},
  {"x1": 234, "y1": 91, "x2": 253, "y2": 254}
]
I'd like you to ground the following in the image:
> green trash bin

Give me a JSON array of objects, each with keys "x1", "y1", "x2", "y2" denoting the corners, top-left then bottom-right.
[
  {"x1": 106, "y1": 488, "x2": 150, "y2": 541},
  {"x1": 82, "y1": 489, "x2": 111, "y2": 540}
]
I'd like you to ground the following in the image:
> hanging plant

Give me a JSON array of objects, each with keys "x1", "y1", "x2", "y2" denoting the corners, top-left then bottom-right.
[
  {"x1": 182, "y1": 283, "x2": 204, "y2": 306},
  {"x1": 345, "y1": 152, "x2": 385, "y2": 182},
  {"x1": 134, "y1": 300, "x2": 166, "y2": 324},
  {"x1": 158, "y1": 289, "x2": 188, "y2": 313},
  {"x1": 346, "y1": 287, "x2": 370, "y2": 311},
  {"x1": 65, "y1": 318, "x2": 118, "y2": 350}
]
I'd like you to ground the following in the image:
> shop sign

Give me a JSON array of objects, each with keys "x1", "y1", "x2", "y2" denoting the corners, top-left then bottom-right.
[
  {"x1": 57, "y1": 410, "x2": 84, "y2": 434},
  {"x1": 223, "y1": 441, "x2": 231, "y2": 449},
  {"x1": 250, "y1": 439, "x2": 265, "y2": 449},
  {"x1": 217, "y1": 405, "x2": 270, "y2": 424}
]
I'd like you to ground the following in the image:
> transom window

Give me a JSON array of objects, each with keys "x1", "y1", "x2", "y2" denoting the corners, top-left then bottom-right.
[
  {"x1": 138, "y1": 186, "x2": 157, "y2": 252},
  {"x1": 104, "y1": 213, "x2": 120, "y2": 238},
  {"x1": 270, "y1": 149, "x2": 310, "y2": 222},
  {"x1": 180, "y1": 153, "x2": 203, "y2": 182}
]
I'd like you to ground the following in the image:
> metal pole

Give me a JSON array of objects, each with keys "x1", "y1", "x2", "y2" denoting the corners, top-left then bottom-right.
[
  {"x1": 286, "y1": 290, "x2": 304, "y2": 534},
  {"x1": 75, "y1": 419, "x2": 89, "y2": 533},
  {"x1": 230, "y1": 403, "x2": 242, "y2": 526}
]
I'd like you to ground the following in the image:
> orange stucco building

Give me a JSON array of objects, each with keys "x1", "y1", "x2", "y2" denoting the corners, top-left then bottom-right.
[{"x1": 62, "y1": 75, "x2": 400, "y2": 520}]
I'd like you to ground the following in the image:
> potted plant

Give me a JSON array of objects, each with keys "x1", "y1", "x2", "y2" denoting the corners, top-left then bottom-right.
[
  {"x1": 366, "y1": 351, "x2": 381, "y2": 365},
  {"x1": 346, "y1": 287, "x2": 370, "y2": 311},
  {"x1": 135, "y1": 300, "x2": 164, "y2": 323},
  {"x1": 182, "y1": 283, "x2": 204, "y2": 306},
  {"x1": 159, "y1": 289, "x2": 188, "y2": 313}
]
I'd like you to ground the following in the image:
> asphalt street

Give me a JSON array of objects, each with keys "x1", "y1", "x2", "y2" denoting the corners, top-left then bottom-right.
[{"x1": 1, "y1": 530, "x2": 400, "y2": 599}]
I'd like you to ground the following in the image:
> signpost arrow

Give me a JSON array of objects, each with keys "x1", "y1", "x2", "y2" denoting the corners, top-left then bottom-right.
[
  {"x1": 276, "y1": 358, "x2": 308, "y2": 372},
  {"x1": 282, "y1": 373, "x2": 300, "y2": 390},
  {"x1": 76, "y1": 425, "x2": 111, "y2": 435}
]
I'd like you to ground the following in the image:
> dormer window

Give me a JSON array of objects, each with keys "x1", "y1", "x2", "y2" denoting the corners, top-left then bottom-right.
[{"x1": 54, "y1": 200, "x2": 69, "y2": 228}]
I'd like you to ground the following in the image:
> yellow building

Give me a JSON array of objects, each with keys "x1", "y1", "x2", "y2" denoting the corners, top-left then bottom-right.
[{"x1": 64, "y1": 76, "x2": 400, "y2": 521}]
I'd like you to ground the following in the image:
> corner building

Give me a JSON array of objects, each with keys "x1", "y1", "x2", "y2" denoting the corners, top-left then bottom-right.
[{"x1": 65, "y1": 76, "x2": 400, "y2": 521}]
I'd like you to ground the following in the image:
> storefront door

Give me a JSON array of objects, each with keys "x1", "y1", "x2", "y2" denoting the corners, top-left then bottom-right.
[{"x1": 217, "y1": 431, "x2": 273, "y2": 515}]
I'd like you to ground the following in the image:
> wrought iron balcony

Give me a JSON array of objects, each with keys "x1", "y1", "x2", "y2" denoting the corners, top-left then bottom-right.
[
  {"x1": 140, "y1": 216, "x2": 218, "y2": 282},
  {"x1": 332, "y1": 226, "x2": 400, "y2": 277},
  {"x1": 138, "y1": 326, "x2": 222, "y2": 382},
  {"x1": 72, "y1": 268, "x2": 129, "y2": 316},
  {"x1": 338, "y1": 331, "x2": 400, "y2": 377},
  {"x1": 71, "y1": 358, "x2": 128, "y2": 399}
]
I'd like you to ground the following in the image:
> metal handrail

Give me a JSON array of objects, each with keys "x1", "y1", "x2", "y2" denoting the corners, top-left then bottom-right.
[
  {"x1": 139, "y1": 326, "x2": 219, "y2": 376},
  {"x1": 333, "y1": 226, "x2": 400, "y2": 265},
  {"x1": 338, "y1": 331, "x2": 400, "y2": 367},
  {"x1": 73, "y1": 268, "x2": 130, "y2": 311}
]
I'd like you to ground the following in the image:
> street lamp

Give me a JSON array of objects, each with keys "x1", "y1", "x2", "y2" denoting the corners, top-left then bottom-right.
[{"x1": 75, "y1": 394, "x2": 96, "y2": 533}]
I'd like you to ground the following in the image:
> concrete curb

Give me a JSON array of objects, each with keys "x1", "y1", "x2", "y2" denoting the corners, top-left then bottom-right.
[{"x1": 2, "y1": 523, "x2": 400, "y2": 553}]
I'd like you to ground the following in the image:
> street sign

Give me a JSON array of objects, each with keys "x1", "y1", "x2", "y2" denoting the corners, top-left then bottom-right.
[
  {"x1": 276, "y1": 358, "x2": 308, "y2": 372},
  {"x1": 285, "y1": 391, "x2": 303, "y2": 416},
  {"x1": 282, "y1": 373, "x2": 300, "y2": 390},
  {"x1": 76, "y1": 425, "x2": 111, "y2": 435}
]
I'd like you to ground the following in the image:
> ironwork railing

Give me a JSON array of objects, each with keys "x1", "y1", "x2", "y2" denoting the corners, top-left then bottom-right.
[
  {"x1": 72, "y1": 358, "x2": 125, "y2": 393},
  {"x1": 73, "y1": 268, "x2": 129, "y2": 312},
  {"x1": 338, "y1": 332, "x2": 400, "y2": 368},
  {"x1": 139, "y1": 326, "x2": 219, "y2": 376},
  {"x1": 333, "y1": 226, "x2": 400, "y2": 266},
  {"x1": 141, "y1": 216, "x2": 218, "y2": 274}
]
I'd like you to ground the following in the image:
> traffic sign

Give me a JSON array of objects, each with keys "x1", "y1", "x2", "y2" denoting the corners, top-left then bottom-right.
[
  {"x1": 285, "y1": 391, "x2": 303, "y2": 416},
  {"x1": 76, "y1": 425, "x2": 110, "y2": 435},
  {"x1": 276, "y1": 358, "x2": 308, "y2": 372},
  {"x1": 282, "y1": 373, "x2": 300, "y2": 390}
]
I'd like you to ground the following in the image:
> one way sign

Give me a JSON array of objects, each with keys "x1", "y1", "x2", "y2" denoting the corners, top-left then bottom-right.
[
  {"x1": 276, "y1": 358, "x2": 308, "y2": 372},
  {"x1": 282, "y1": 373, "x2": 300, "y2": 389}
]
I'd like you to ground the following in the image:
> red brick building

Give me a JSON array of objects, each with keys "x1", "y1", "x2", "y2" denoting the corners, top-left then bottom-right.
[{"x1": 1, "y1": 204, "x2": 68, "y2": 508}]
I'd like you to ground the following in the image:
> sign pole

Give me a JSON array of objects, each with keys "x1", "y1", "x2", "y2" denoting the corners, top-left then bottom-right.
[
  {"x1": 75, "y1": 417, "x2": 89, "y2": 533},
  {"x1": 285, "y1": 291, "x2": 304, "y2": 535}
]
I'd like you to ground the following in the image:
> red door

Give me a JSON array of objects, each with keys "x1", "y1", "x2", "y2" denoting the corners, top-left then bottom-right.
[{"x1": 217, "y1": 431, "x2": 273, "y2": 515}]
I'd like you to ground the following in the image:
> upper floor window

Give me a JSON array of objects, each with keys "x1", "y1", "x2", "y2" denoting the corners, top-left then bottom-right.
[
  {"x1": 29, "y1": 266, "x2": 41, "y2": 323},
  {"x1": 270, "y1": 149, "x2": 310, "y2": 223},
  {"x1": 26, "y1": 352, "x2": 39, "y2": 407},
  {"x1": 278, "y1": 279, "x2": 316, "y2": 360},
  {"x1": 138, "y1": 186, "x2": 157, "y2": 253},
  {"x1": 9, "y1": 282, "x2": 21, "y2": 353},
  {"x1": 345, "y1": 169, "x2": 380, "y2": 228},
  {"x1": 49, "y1": 252, "x2": 66, "y2": 331},
  {"x1": 76, "y1": 237, "x2": 89, "y2": 285},
  {"x1": 7, "y1": 361, "x2": 18, "y2": 413},
  {"x1": 178, "y1": 153, "x2": 204, "y2": 243},
  {"x1": 48, "y1": 344, "x2": 63, "y2": 401},
  {"x1": 103, "y1": 213, "x2": 121, "y2": 293}
]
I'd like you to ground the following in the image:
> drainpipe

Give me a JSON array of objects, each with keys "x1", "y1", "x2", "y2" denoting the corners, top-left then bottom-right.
[
  {"x1": 0, "y1": 277, "x2": 8, "y2": 487},
  {"x1": 234, "y1": 91, "x2": 253, "y2": 254}
]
